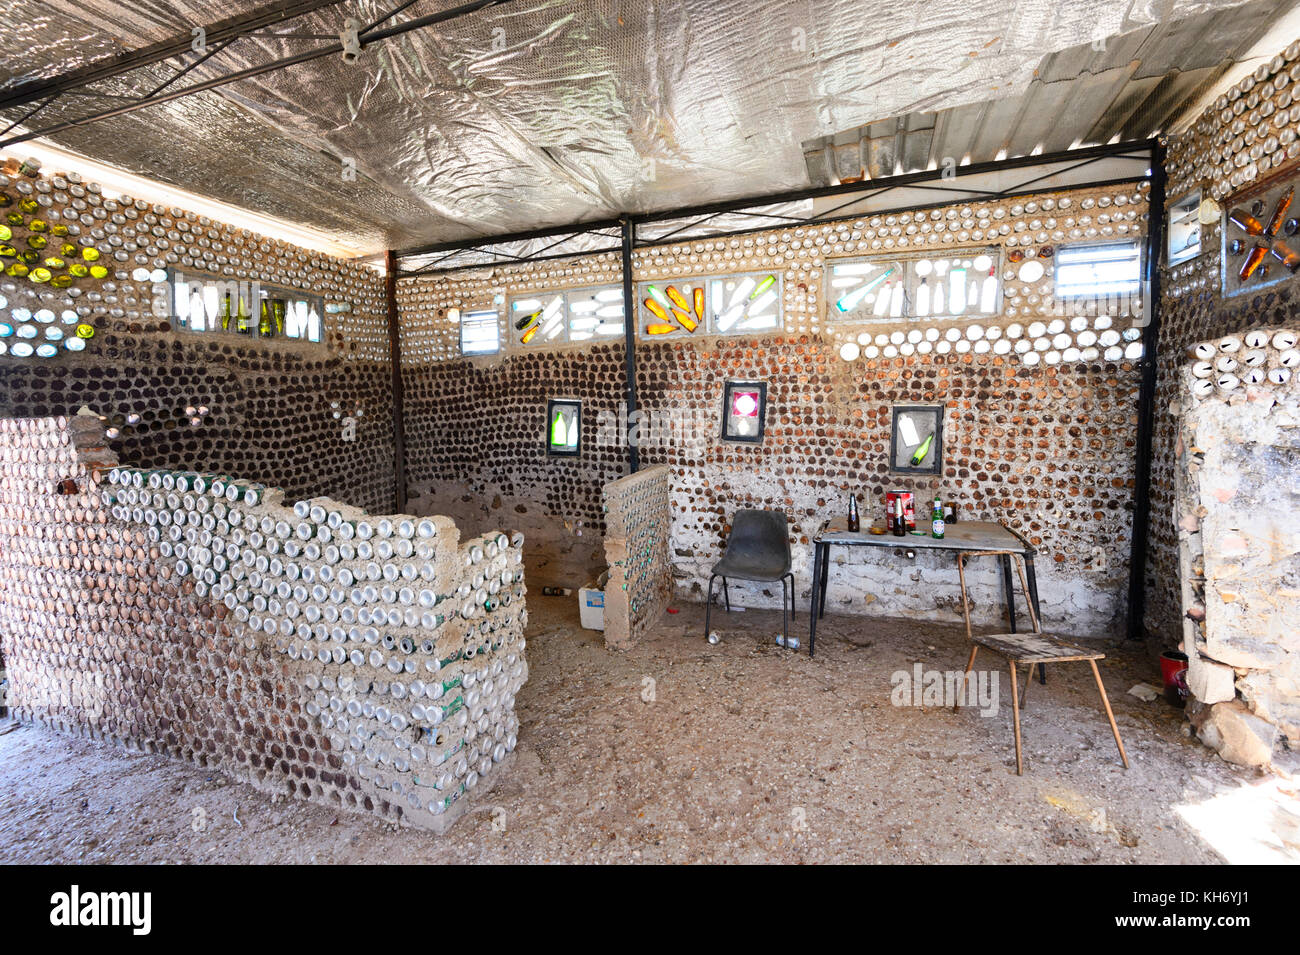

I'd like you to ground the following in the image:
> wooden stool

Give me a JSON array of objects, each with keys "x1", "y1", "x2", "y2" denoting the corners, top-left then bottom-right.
[{"x1": 954, "y1": 550, "x2": 1129, "y2": 776}]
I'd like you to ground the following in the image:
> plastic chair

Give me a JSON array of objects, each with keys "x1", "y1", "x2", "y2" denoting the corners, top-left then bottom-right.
[{"x1": 705, "y1": 509, "x2": 795, "y2": 645}]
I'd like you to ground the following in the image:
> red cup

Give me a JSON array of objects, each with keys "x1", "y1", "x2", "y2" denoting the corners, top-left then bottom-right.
[{"x1": 1160, "y1": 651, "x2": 1189, "y2": 707}]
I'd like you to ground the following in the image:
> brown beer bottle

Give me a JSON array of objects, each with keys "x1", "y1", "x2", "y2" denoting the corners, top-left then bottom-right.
[
  {"x1": 847, "y1": 494, "x2": 860, "y2": 532},
  {"x1": 892, "y1": 497, "x2": 906, "y2": 537},
  {"x1": 1268, "y1": 187, "x2": 1294, "y2": 236},
  {"x1": 1229, "y1": 208, "x2": 1266, "y2": 236}
]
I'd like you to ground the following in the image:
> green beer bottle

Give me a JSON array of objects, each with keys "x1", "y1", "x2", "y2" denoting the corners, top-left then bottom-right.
[
  {"x1": 235, "y1": 296, "x2": 251, "y2": 334},
  {"x1": 910, "y1": 432, "x2": 934, "y2": 467}
]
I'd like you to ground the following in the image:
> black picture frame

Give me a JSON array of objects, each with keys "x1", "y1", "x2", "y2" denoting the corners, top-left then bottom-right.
[
  {"x1": 890, "y1": 405, "x2": 943, "y2": 474},
  {"x1": 720, "y1": 380, "x2": 767, "y2": 443},
  {"x1": 546, "y1": 398, "x2": 582, "y2": 457},
  {"x1": 1166, "y1": 188, "x2": 1203, "y2": 267}
]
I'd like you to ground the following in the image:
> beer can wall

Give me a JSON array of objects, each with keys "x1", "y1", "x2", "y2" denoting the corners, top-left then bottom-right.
[{"x1": 0, "y1": 412, "x2": 528, "y2": 830}]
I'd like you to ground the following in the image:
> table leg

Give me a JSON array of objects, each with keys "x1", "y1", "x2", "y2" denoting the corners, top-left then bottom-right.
[
  {"x1": 1025, "y1": 556, "x2": 1042, "y2": 622},
  {"x1": 818, "y1": 541, "x2": 830, "y2": 619},
  {"x1": 1089, "y1": 658, "x2": 1130, "y2": 769},
  {"x1": 1025, "y1": 556, "x2": 1045, "y2": 685},
  {"x1": 1000, "y1": 554, "x2": 1017, "y2": 634},
  {"x1": 1009, "y1": 661, "x2": 1024, "y2": 776},
  {"x1": 809, "y1": 543, "x2": 822, "y2": 657}
]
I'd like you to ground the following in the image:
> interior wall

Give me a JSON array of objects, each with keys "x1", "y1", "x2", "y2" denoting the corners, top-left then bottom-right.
[
  {"x1": 1148, "y1": 39, "x2": 1300, "y2": 645},
  {"x1": 602, "y1": 465, "x2": 674, "y2": 648},
  {"x1": 0, "y1": 166, "x2": 396, "y2": 513},
  {"x1": 398, "y1": 322, "x2": 626, "y2": 586},
  {"x1": 398, "y1": 181, "x2": 1149, "y2": 635}
]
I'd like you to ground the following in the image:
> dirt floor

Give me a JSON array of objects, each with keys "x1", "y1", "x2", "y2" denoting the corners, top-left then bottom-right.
[{"x1": 0, "y1": 598, "x2": 1278, "y2": 864}]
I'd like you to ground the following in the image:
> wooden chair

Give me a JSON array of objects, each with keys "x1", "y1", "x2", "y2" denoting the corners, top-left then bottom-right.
[{"x1": 954, "y1": 550, "x2": 1128, "y2": 775}]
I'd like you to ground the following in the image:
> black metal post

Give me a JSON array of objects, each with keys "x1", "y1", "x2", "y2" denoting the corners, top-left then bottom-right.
[
  {"x1": 1125, "y1": 141, "x2": 1167, "y2": 641},
  {"x1": 621, "y1": 216, "x2": 639, "y2": 474},
  {"x1": 384, "y1": 249, "x2": 408, "y2": 512}
]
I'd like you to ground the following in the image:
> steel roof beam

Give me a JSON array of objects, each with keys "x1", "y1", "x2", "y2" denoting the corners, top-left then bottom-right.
[
  {"x1": 0, "y1": 0, "x2": 518, "y2": 150},
  {"x1": 0, "y1": 0, "x2": 348, "y2": 112}
]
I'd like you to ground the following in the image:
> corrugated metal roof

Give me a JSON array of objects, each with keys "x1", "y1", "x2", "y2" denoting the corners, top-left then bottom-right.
[{"x1": 803, "y1": 0, "x2": 1295, "y2": 185}]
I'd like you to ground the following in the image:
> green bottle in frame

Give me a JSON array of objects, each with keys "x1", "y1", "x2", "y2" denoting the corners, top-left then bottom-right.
[{"x1": 550, "y1": 409, "x2": 567, "y2": 448}]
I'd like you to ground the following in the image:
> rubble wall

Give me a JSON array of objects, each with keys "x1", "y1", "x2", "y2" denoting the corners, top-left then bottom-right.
[{"x1": 1173, "y1": 328, "x2": 1299, "y2": 766}]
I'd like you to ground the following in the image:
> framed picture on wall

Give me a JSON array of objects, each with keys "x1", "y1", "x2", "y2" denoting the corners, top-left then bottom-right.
[
  {"x1": 890, "y1": 405, "x2": 943, "y2": 474},
  {"x1": 720, "y1": 380, "x2": 767, "y2": 442},
  {"x1": 1167, "y1": 189, "x2": 1203, "y2": 266},
  {"x1": 546, "y1": 398, "x2": 581, "y2": 457}
]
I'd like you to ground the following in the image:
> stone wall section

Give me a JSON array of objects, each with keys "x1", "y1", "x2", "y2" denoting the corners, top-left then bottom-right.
[{"x1": 1173, "y1": 328, "x2": 1299, "y2": 766}]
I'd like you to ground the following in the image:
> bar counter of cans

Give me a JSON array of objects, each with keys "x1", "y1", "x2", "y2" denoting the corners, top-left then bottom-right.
[{"x1": 0, "y1": 413, "x2": 527, "y2": 831}]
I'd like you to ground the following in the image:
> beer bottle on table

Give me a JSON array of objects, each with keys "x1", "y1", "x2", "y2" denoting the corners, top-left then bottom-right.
[
  {"x1": 847, "y1": 494, "x2": 859, "y2": 532},
  {"x1": 931, "y1": 497, "x2": 945, "y2": 539},
  {"x1": 892, "y1": 497, "x2": 906, "y2": 537}
]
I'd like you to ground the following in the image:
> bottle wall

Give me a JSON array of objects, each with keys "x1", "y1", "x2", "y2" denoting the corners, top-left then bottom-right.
[
  {"x1": 397, "y1": 180, "x2": 1150, "y2": 635},
  {"x1": 601, "y1": 465, "x2": 674, "y2": 648},
  {"x1": 1151, "y1": 39, "x2": 1300, "y2": 645},
  {"x1": 0, "y1": 165, "x2": 395, "y2": 515}
]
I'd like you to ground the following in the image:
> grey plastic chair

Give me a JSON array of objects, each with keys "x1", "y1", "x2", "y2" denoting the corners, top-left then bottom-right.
[{"x1": 705, "y1": 509, "x2": 795, "y2": 645}]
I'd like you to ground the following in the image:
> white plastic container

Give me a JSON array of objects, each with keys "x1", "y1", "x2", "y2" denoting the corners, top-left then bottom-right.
[{"x1": 578, "y1": 572, "x2": 608, "y2": 631}]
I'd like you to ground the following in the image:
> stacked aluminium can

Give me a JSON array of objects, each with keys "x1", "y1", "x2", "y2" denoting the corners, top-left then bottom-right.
[
  {"x1": 7, "y1": 435, "x2": 530, "y2": 829},
  {"x1": 102, "y1": 464, "x2": 528, "y2": 825}
]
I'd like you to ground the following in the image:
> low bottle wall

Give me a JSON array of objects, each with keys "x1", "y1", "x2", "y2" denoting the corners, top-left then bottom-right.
[
  {"x1": 0, "y1": 413, "x2": 528, "y2": 830},
  {"x1": 601, "y1": 465, "x2": 674, "y2": 648}
]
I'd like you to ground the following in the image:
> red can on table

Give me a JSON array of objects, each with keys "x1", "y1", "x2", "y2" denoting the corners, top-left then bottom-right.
[{"x1": 885, "y1": 490, "x2": 916, "y2": 530}]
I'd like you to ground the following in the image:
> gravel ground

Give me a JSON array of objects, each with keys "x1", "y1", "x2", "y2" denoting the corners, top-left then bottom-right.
[{"x1": 0, "y1": 599, "x2": 1261, "y2": 863}]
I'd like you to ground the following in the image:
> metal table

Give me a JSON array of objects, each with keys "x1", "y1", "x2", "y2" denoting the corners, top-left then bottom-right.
[{"x1": 808, "y1": 518, "x2": 1042, "y2": 662}]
